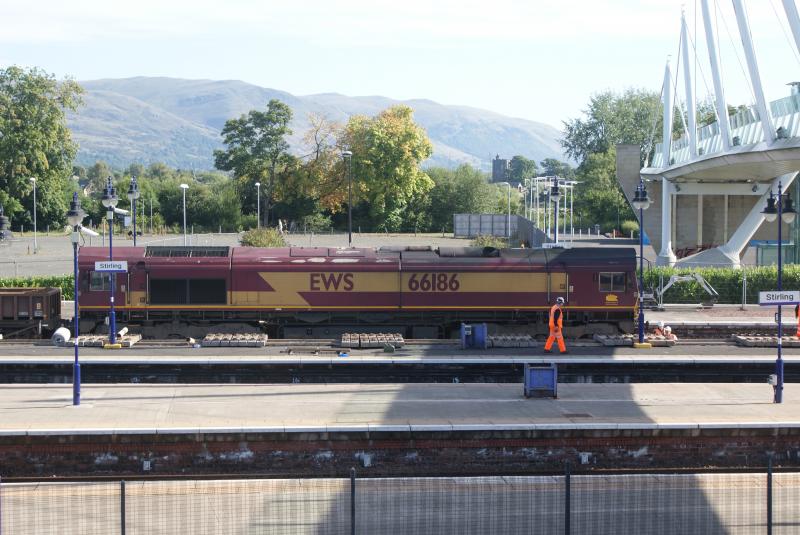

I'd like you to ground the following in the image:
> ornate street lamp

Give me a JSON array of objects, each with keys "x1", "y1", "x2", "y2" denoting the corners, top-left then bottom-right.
[
  {"x1": 66, "y1": 192, "x2": 86, "y2": 405},
  {"x1": 762, "y1": 183, "x2": 796, "y2": 403},
  {"x1": 101, "y1": 177, "x2": 119, "y2": 345},
  {"x1": 550, "y1": 182, "x2": 561, "y2": 243},
  {"x1": 631, "y1": 179, "x2": 651, "y2": 348},
  {"x1": 127, "y1": 176, "x2": 140, "y2": 246}
]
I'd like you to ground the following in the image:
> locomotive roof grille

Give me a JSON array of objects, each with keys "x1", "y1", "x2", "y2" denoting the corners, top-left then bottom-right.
[{"x1": 145, "y1": 246, "x2": 230, "y2": 258}]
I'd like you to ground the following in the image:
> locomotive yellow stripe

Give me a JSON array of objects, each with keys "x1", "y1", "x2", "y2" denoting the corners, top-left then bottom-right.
[{"x1": 81, "y1": 305, "x2": 635, "y2": 311}]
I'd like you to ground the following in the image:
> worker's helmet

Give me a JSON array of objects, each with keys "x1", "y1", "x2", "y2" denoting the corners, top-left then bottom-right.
[
  {"x1": 658, "y1": 321, "x2": 664, "y2": 329},
  {"x1": 556, "y1": 297, "x2": 565, "y2": 305},
  {"x1": 664, "y1": 326, "x2": 672, "y2": 334}
]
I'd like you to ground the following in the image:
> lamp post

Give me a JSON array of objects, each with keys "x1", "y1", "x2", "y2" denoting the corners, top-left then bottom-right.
[
  {"x1": 66, "y1": 192, "x2": 85, "y2": 405},
  {"x1": 30, "y1": 177, "x2": 37, "y2": 252},
  {"x1": 255, "y1": 182, "x2": 261, "y2": 228},
  {"x1": 179, "y1": 183, "x2": 189, "y2": 246},
  {"x1": 101, "y1": 177, "x2": 119, "y2": 345},
  {"x1": 127, "y1": 176, "x2": 140, "y2": 246},
  {"x1": 498, "y1": 182, "x2": 512, "y2": 238},
  {"x1": 762, "y1": 182, "x2": 796, "y2": 403},
  {"x1": 342, "y1": 151, "x2": 353, "y2": 247},
  {"x1": 551, "y1": 181, "x2": 561, "y2": 244},
  {"x1": 631, "y1": 178, "x2": 651, "y2": 347}
]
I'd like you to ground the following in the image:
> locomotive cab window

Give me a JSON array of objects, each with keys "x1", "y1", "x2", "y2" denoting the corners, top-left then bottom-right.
[
  {"x1": 89, "y1": 272, "x2": 111, "y2": 291},
  {"x1": 599, "y1": 272, "x2": 625, "y2": 292}
]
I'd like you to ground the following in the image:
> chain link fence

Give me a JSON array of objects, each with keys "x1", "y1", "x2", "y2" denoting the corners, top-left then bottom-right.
[{"x1": 1, "y1": 468, "x2": 797, "y2": 534}]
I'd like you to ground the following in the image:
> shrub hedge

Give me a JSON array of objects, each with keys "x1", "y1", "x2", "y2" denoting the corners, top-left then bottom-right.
[
  {"x1": 0, "y1": 275, "x2": 74, "y2": 300},
  {"x1": 642, "y1": 265, "x2": 800, "y2": 304}
]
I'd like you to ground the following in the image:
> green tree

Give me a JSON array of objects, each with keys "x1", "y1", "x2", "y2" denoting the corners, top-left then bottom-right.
[
  {"x1": 539, "y1": 158, "x2": 575, "y2": 178},
  {"x1": 573, "y1": 147, "x2": 632, "y2": 232},
  {"x1": 214, "y1": 99, "x2": 293, "y2": 226},
  {"x1": 342, "y1": 105, "x2": 434, "y2": 231},
  {"x1": 0, "y1": 66, "x2": 83, "y2": 227},
  {"x1": 509, "y1": 155, "x2": 538, "y2": 182},
  {"x1": 425, "y1": 165, "x2": 496, "y2": 232},
  {"x1": 561, "y1": 89, "x2": 661, "y2": 166},
  {"x1": 86, "y1": 161, "x2": 113, "y2": 193}
]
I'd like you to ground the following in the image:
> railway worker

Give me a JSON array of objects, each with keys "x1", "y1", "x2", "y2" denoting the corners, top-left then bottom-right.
[
  {"x1": 795, "y1": 304, "x2": 800, "y2": 338},
  {"x1": 653, "y1": 321, "x2": 665, "y2": 337},
  {"x1": 544, "y1": 297, "x2": 567, "y2": 354}
]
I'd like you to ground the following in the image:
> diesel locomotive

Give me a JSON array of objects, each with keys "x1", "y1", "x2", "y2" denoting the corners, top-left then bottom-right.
[{"x1": 77, "y1": 245, "x2": 637, "y2": 338}]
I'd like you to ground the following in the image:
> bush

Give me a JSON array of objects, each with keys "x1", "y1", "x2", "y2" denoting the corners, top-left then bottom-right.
[
  {"x1": 471, "y1": 235, "x2": 508, "y2": 249},
  {"x1": 301, "y1": 213, "x2": 333, "y2": 233},
  {"x1": 240, "y1": 228, "x2": 288, "y2": 248},
  {"x1": 0, "y1": 275, "x2": 74, "y2": 299},
  {"x1": 621, "y1": 220, "x2": 639, "y2": 237}
]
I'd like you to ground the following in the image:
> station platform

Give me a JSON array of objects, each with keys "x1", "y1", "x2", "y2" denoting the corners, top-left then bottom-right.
[
  {"x1": 1, "y1": 382, "x2": 795, "y2": 435},
  {"x1": 0, "y1": 343, "x2": 798, "y2": 365},
  {"x1": 1, "y1": 382, "x2": 799, "y2": 477}
]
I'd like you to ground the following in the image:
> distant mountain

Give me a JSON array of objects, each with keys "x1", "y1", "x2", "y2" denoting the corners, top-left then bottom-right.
[{"x1": 67, "y1": 77, "x2": 565, "y2": 171}]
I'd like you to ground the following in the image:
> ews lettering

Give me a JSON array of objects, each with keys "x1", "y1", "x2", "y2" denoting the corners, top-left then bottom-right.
[{"x1": 309, "y1": 273, "x2": 354, "y2": 291}]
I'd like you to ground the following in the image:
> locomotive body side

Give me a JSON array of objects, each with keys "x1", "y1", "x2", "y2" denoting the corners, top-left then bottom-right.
[{"x1": 76, "y1": 245, "x2": 636, "y2": 338}]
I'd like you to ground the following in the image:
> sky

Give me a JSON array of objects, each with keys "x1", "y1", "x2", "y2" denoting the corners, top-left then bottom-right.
[{"x1": 2, "y1": 0, "x2": 799, "y2": 128}]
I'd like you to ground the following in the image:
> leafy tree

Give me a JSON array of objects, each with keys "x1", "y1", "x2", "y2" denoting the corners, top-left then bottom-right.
[
  {"x1": 214, "y1": 99, "x2": 293, "y2": 226},
  {"x1": 0, "y1": 66, "x2": 83, "y2": 227},
  {"x1": 539, "y1": 158, "x2": 575, "y2": 178},
  {"x1": 341, "y1": 105, "x2": 433, "y2": 231},
  {"x1": 425, "y1": 165, "x2": 496, "y2": 232},
  {"x1": 561, "y1": 89, "x2": 661, "y2": 166},
  {"x1": 573, "y1": 147, "x2": 632, "y2": 232},
  {"x1": 86, "y1": 161, "x2": 113, "y2": 193},
  {"x1": 509, "y1": 155, "x2": 538, "y2": 182}
]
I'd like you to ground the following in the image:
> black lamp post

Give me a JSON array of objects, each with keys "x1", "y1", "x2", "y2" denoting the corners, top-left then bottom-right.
[
  {"x1": 762, "y1": 182, "x2": 796, "y2": 403},
  {"x1": 631, "y1": 179, "x2": 651, "y2": 346},
  {"x1": 66, "y1": 192, "x2": 86, "y2": 405},
  {"x1": 101, "y1": 177, "x2": 119, "y2": 345},
  {"x1": 550, "y1": 182, "x2": 561, "y2": 243},
  {"x1": 342, "y1": 150, "x2": 353, "y2": 247},
  {"x1": 127, "y1": 176, "x2": 140, "y2": 246}
]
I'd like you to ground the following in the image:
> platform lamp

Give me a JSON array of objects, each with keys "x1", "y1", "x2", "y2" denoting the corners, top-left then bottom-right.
[
  {"x1": 179, "y1": 183, "x2": 189, "y2": 246},
  {"x1": 631, "y1": 178, "x2": 651, "y2": 348},
  {"x1": 101, "y1": 177, "x2": 119, "y2": 345},
  {"x1": 255, "y1": 182, "x2": 261, "y2": 228},
  {"x1": 550, "y1": 181, "x2": 561, "y2": 244},
  {"x1": 762, "y1": 182, "x2": 796, "y2": 403},
  {"x1": 341, "y1": 150, "x2": 353, "y2": 247},
  {"x1": 29, "y1": 177, "x2": 37, "y2": 252},
  {"x1": 66, "y1": 192, "x2": 86, "y2": 405},
  {"x1": 127, "y1": 176, "x2": 140, "y2": 246}
]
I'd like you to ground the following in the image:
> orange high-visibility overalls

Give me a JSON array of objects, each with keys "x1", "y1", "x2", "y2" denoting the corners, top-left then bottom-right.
[
  {"x1": 795, "y1": 304, "x2": 799, "y2": 338},
  {"x1": 544, "y1": 303, "x2": 567, "y2": 353}
]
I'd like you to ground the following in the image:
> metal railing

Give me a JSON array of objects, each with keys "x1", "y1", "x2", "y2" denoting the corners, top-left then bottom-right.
[{"x1": 1, "y1": 466, "x2": 796, "y2": 534}]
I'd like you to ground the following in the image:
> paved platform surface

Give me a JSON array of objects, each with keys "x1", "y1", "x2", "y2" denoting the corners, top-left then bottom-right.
[
  {"x1": 0, "y1": 343, "x2": 797, "y2": 365},
  {"x1": 0, "y1": 382, "x2": 796, "y2": 435}
]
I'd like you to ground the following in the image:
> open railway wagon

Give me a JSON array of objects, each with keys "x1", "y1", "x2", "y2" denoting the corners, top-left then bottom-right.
[
  {"x1": 0, "y1": 287, "x2": 61, "y2": 338},
  {"x1": 77, "y1": 245, "x2": 637, "y2": 339}
]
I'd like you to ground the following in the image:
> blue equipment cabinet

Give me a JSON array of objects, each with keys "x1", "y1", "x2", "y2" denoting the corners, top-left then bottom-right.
[
  {"x1": 524, "y1": 363, "x2": 558, "y2": 398},
  {"x1": 460, "y1": 323, "x2": 488, "y2": 349}
]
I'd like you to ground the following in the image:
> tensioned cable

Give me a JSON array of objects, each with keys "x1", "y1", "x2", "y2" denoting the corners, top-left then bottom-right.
[
  {"x1": 717, "y1": 0, "x2": 758, "y2": 106},
  {"x1": 769, "y1": 0, "x2": 800, "y2": 67},
  {"x1": 687, "y1": 17, "x2": 721, "y2": 125}
]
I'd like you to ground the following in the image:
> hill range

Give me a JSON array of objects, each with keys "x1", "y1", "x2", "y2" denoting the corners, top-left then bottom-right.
[{"x1": 67, "y1": 77, "x2": 565, "y2": 171}]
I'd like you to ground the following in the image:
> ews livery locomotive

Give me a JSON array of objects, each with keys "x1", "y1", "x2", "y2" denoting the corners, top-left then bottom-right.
[{"x1": 77, "y1": 245, "x2": 636, "y2": 338}]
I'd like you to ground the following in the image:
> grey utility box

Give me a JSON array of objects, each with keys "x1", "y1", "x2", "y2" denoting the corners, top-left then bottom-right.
[{"x1": 524, "y1": 363, "x2": 558, "y2": 398}]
